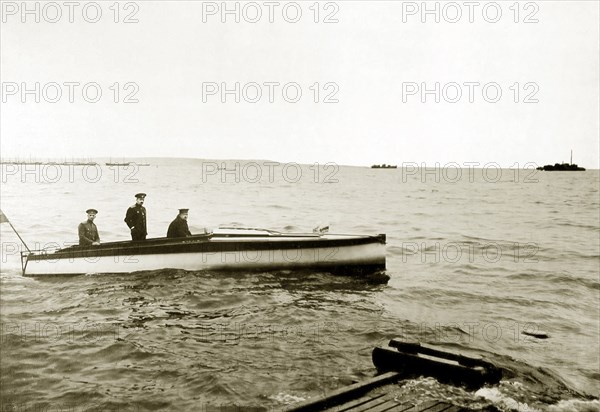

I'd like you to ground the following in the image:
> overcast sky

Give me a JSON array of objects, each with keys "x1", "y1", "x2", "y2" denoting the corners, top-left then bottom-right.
[{"x1": 1, "y1": 1, "x2": 598, "y2": 167}]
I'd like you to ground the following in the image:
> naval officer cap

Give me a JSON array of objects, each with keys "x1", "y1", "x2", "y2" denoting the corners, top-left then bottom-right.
[
  {"x1": 86, "y1": 208, "x2": 98, "y2": 214},
  {"x1": 135, "y1": 193, "x2": 147, "y2": 199},
  {"x1": 179, "y1": 208, "x2": 189, "y2": 213}
]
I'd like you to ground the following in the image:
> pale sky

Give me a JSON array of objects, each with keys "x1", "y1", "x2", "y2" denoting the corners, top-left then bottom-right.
[{"x1": 1, "y1": 1, "x2": 598, "y2": 167}]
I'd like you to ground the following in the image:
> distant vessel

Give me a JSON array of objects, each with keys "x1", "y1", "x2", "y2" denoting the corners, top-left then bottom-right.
[
  {"x1": 371, "y1": 164, "x2": 398, "y2": 169},
  {"x1": 537, "y1": 151, "x2": 585, "y2": 171},
  {"x1": 106, "y1": 162, "x2": 132, "y2": 166},
  {"x1": 63, "y1": 161, "x2": 98, "y2": 166},
  {"x1": 106, "y1": 160, "x2": 150, "y2": 166}
]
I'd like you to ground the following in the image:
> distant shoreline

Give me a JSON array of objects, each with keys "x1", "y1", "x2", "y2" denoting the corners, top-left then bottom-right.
[{"x1": 0, "y1": 157, "x2": 598, "y2": 170}]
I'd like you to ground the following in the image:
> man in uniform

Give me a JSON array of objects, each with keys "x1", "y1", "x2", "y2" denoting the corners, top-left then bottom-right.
[
  {"x1": 167, "y1": 208, "x2": 192, "y2": 238},
  {"x1": 79, "y1": 209, "x2": 101, "y2": 246},
  {"x1": 124, "y1": 193, "x2": 147, "y2": 241}
]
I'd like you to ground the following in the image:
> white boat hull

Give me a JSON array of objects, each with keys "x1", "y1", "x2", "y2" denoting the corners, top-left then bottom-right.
[{"x1": 22, "y1": 230, "x2": 386, "y2": 276}]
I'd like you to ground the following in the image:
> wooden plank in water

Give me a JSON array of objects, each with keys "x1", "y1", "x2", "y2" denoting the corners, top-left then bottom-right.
[
  {"x1": 335, "y1": 399, "x2": 466, "y2": 412},
  {"x1": 345, "y1": 396, "x2": 395, "y2": 412},
  {"x1": 284, "y1": 372, "x2": 402, "y2": 412},
  {"x1": 359, "y1": 399, "x2": 407, "y2": 412},
  {"x1": 333, "y1": 393, "x2": 388, "y2": 411}
]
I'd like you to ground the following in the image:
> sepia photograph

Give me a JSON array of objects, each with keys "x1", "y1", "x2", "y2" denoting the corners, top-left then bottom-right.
[{"x1": 0, "y1": 1, "x2": 599, "y2": 411}]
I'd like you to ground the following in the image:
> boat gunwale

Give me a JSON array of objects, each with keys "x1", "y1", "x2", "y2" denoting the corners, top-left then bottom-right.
[{"x1": 25, "y1": 233, "x2": 387, "y2": 261}]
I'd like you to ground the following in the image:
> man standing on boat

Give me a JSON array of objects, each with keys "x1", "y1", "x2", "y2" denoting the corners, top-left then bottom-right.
[
  {"x1": 125, "y1": 193, "x2": 147, "y2": 241},
  {"x1": 79, "y1": 209, "x2": 100, "y2": 246},
  {"x1": 167, "y1": 208, "x2": 192, "y2": 238}
]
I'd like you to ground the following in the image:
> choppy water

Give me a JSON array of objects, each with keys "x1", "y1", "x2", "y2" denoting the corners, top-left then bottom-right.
[{"x1": 1, "y1": 159, "x2": 598, "y2": 411}]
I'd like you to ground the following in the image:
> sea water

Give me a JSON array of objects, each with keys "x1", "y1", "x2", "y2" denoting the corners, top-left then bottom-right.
[{"x1": 1, "y1": 159, "x2": 598, "y2": 411}]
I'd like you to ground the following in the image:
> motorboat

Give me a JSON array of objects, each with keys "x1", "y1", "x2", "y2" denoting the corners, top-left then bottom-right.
[{"x1": 20, "y1": 228, "x2": 386, "y2": 276}]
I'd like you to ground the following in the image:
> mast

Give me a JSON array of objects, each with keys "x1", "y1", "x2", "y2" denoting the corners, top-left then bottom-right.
[{"x1": 570, "y1": 150, "x2": 573, "y2": 164}]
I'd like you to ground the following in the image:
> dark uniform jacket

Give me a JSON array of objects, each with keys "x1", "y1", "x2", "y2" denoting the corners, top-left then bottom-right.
[
  {"x1": 167, "y1": 216, "x2": 192, "y2": 238},
  {"x1": 78, "y1": 220, "x2": 100, "y2": 246},
  {"x1": 124, "y1": 204, "x2": 147, "y2": 239}
]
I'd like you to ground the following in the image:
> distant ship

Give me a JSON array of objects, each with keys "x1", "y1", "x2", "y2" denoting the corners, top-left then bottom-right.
[
  {"x1": 106, "y1": 160, "x2": 150, "y2": 166},
  {"x1": 371, "y1": 164, "x2": 398, "y2": 169},
  {"x1": 63, "y1": 161, "x2": 98, "y2": 166},
  {"x1": 106, "y1": 162, "x2": 132, "y2": 166},
  {"x1": 537, "y1": 151, "x2": 586, "y2": 171}
]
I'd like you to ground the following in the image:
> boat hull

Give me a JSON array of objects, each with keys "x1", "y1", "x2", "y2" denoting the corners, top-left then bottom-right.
[
  {"x1": 22, "y1": 231, "x2": 386, "y2": 276},
  {"x1": 372, "y1": 340, "x2": 502, "y2": 389}
]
